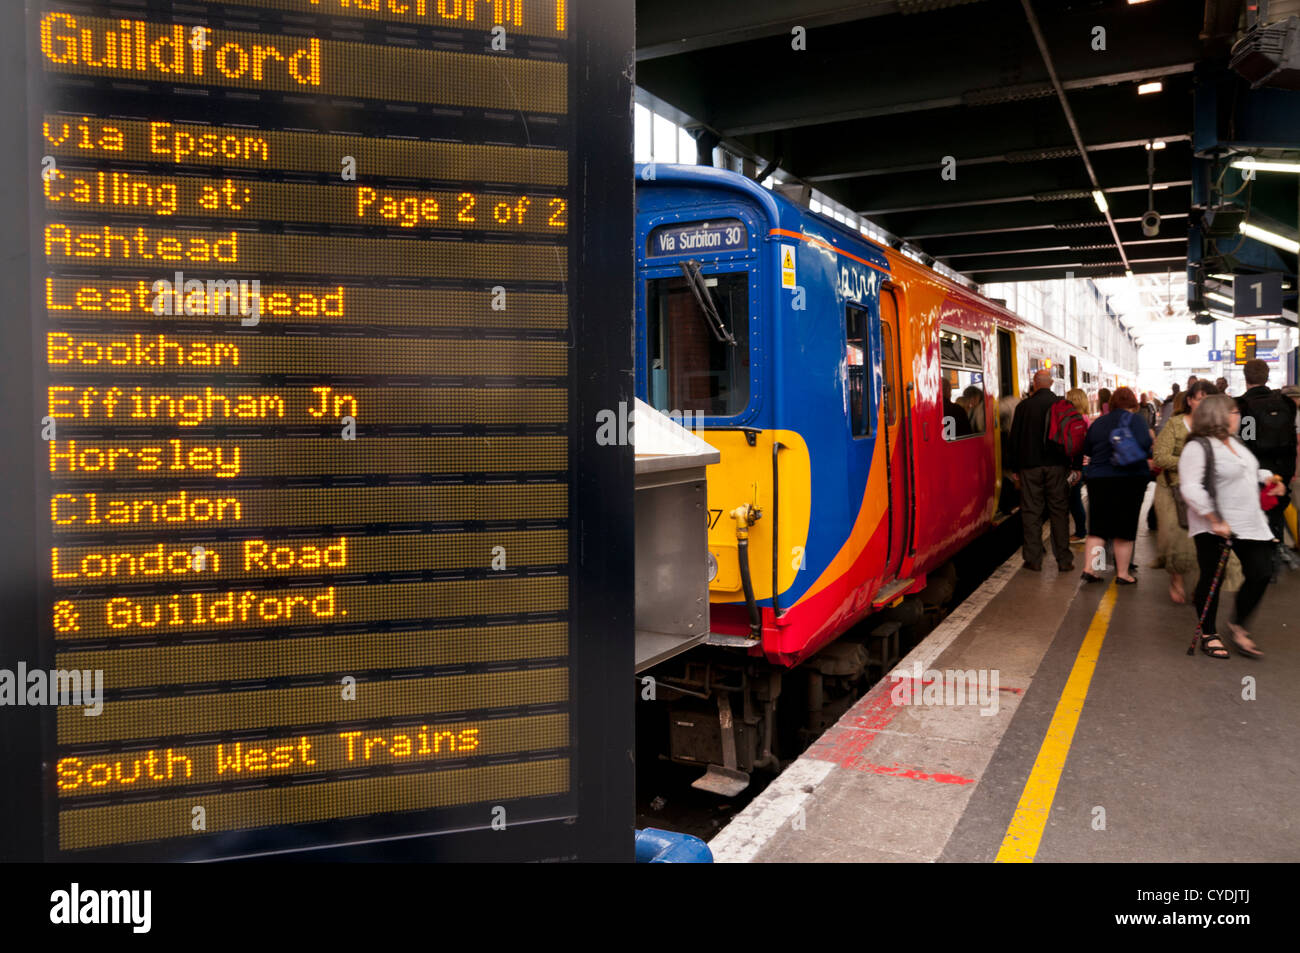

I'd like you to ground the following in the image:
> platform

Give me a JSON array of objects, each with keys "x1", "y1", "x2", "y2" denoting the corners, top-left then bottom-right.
[{"x1": 709, "y1": 494, "x2": 1300, "y2": 863}]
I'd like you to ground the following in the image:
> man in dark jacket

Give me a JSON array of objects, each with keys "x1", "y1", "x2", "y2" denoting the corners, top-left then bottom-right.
[
  {"x1": 1008, "y1": 369, "x2": 1073, "y2": 572},
  {"x1": 1236, "y1": 359, "x2": 1297, "y2": 560}
]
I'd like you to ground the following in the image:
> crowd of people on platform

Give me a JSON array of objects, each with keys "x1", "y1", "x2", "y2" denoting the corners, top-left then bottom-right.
[{"x1": 1002, "y1": 360, "x2": 1298, "y2": 660}]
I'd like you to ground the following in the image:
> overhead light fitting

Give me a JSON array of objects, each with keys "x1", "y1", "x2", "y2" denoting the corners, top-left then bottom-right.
[
  {"x1": 1144, "y1": 141, "x2": 1167, "y2": 150},
  {"x1": 1230, "y1": 16, "x2": 1300, "y2": 90},
  {"x1": 1229, "y1": 157, "x2": 1300, "y2": 173},
  {"x1": 1198, "y1": 204, "x2": 1247, "y2": 237},
  {"x1": 1137, "y1": 81, "x2": 1163, "y2": 95},
  {"x1": 1209, "y1": 273, "x2": 1234, "y2": 281},
  {"x1": 1092, "y1": 190, "x2": 1108, "y2": 213},
  {"x1": 1206, "y1": 291, "x2": 1234, "y2": 306},
  {"x1": 1239, "y1": 220, "x2": 1300, "y2": 253}
]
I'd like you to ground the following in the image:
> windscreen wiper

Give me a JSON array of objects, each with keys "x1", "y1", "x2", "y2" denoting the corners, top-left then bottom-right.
[{"x1": 678, "y1": 259, "x2": 736, "y2": 346}]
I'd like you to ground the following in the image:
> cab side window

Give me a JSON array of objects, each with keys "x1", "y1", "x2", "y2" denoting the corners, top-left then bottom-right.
[
  {"x1": 846, "y1": 305, "x2": 869, "y2": 437},
  {"x1": 940, "y1": 329, "x2": 985, "y2": 441}
]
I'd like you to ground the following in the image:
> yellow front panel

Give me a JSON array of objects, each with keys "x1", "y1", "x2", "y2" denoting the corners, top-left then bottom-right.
[{"x1": 701, "y1": 429, "x2": 811, "y2": 603}]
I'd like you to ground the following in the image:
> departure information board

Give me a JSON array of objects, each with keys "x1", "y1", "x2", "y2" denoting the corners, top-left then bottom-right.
[{"x1": 1, "y1": 0, "x2": 634, "y2": 862}]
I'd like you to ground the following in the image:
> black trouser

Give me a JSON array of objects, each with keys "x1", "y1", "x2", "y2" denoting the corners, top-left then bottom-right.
[
  {"x1": 1265, "y1": 487, "x2": 1290, "y2": 543},
  {"x1": 1192, "y1": 534, "x2": 1274, "y2": 636},
  {"x1": 1019, "y1": 466, "x2": 1071, "y2": 568},
  {"x1": 1068, "y1": 481, "x2": 1086, "y2": 538}
]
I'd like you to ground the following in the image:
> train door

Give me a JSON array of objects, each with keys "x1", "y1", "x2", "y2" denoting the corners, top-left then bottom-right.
[
  {"x1": 997, "y1": 327, "x2": 1016, "y2": 398},
  {"x1": 880, "y1": 286, "x2": 911, "y2": 578}
]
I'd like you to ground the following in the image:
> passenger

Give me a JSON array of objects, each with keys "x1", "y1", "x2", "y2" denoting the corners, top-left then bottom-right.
[
  {"x1": 1008, "y1": 369, "x2": 1073, "y2": 572},
  {"x1": 1178, "y1": 395, "x2": 1287, "y2": 658},
  {"x1": 1065, "y1": 388, "x2": 1091, "y2": 542},
  {"x1": 1158, "y1": 383, "x2": 1180, "y2": 428},
  {"x1": 1098, "y1": 387, "x2": 1112, "y2": 416},
  {"x1": 962, "y1": 385, "x2": 986, "y2": 433},
  {"x1": 1234, "y1": 359, "x2": 1297, "y2": 575},
  {"x1": 1080, "y1": 387, "x2": 1152, "y2": 584},
  {"x1": 1283, "y1": 384, "x2": 1300, "y2": 553},
  {"x1": 1149, "y1": 392, "x2": 1164, "y2": 421},
  {"x1": 1151, "y1": 380, "x2": 1243, "y2": 604},
  {"x1": 943, "y1": 391, "x2": 973, "y2": 438},
  {"x1": 1138, "y1": 392, "x2": 1160, "y2": 435},
  {"x1": 1215, "y1": 377, "x2": 1229, "y2": 395}
]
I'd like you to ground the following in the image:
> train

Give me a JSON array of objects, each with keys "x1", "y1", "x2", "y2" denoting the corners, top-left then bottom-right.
[{"x1": 634, "y1": 164, "x2": 1137, "y2": 788}]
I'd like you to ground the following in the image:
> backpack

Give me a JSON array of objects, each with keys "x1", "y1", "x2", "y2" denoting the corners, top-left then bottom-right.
[
  {"x1": 1108, "y1": 412, "x2": 1146, "y2": 466},
  {"x1": 1238, "y1": 389, "x2": 1294, "y2": 461},
  {"x1": 1045, "y1": 398, "x2": 1087, "y2": 458}
]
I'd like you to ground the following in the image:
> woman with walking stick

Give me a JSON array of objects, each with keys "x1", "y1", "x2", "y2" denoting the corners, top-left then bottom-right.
[{"x1": 1177, "y1": 395, "x2": 1287, "y2": 658}]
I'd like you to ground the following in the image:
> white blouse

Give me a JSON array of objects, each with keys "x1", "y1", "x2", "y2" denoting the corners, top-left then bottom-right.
[{"x1": 1178, "y1": 436, "x2": 1275, "y2": 541}]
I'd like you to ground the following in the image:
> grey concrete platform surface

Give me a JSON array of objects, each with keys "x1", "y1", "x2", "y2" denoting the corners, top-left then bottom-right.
[{"x1": 708, "y1": 504, "x2": 1300, "y2": 863}]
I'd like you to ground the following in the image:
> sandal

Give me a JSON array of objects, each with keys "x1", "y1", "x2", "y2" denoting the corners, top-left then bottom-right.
[
  {"x1": 1199, "y1": 635, "x2": 1230, "y2": 659},
  {"x1": 1228, "y1": 623, "x2": 1263, "y2": 659},
  {"x1": 1080, "y1": 572, "x2": 1103, "y2": 583}
]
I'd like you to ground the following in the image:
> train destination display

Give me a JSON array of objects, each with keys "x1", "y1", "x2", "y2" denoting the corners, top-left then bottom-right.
[{"x1": 10, "y1": 0, "x2": 631, "y2": 860}]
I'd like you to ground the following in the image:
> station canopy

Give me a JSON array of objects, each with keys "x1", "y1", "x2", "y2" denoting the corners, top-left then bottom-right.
[{"x1": 635, "y1": 0, "x2": 1244, "y2": 285}]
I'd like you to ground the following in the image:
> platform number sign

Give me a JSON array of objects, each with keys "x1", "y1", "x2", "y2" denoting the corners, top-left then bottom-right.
[{"x1": 1234, "y1": 273, "x2": 1282, "y2": 317}]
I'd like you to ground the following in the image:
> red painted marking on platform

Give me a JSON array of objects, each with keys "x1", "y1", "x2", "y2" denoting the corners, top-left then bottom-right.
[
  {"x1": 805, "y1": 681, "x2": 902, "y2": 767},
  {"x1": 854, "y1": 762, "x2": 976, "y2": 785},
  {"x1": 803, "y1": 675, "x2": 984, "y2": 784}
]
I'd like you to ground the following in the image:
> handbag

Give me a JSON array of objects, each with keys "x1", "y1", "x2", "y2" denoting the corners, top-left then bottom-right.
[{"x1": 1169, "y1": 478, "x2": 1190, "y2": 529}]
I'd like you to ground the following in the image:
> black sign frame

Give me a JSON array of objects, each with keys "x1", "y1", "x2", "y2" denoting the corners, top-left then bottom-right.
[{"x1": 0, "y1": 0, "x2": 633, "y2": 864}]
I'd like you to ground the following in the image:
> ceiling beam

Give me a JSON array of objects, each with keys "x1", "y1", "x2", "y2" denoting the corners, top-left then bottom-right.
[
  {"x1": 635, "y1": 0, "x2": 927, "y2": 61},
  {"x1": 634, "y1": 0, "x2": 1207, "y2": 137},
  {"x1": 784, "y1": 81, "x2": 1193, "y2": 182},
  {"x1": 919, "y1": 218, "x2": 1189, "y2": 258},
  {"x1": 836, "y1": 144, "x2": 1191, "y2": 215},
  {"x1": 968, "y1": 255, "x2": 1187, "y2": 284},
  {"x1": 867, "y1": 186, "x2": 1192, "y2": 239}
]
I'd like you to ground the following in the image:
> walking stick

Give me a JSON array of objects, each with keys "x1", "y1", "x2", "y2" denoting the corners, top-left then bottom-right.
[{"x1": 1187, "y1": 536, "x2": 1234, "y2": 656}]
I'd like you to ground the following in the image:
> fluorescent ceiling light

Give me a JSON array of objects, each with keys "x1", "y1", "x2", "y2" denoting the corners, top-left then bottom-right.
[
  {"x1": 1137, "y1": 81, "x2": 1163, "y2": 95},
  {"x1": 1209, "y1": 273, "x2": 1234, "y2": 281},
  {"x1": 1239, "y1": 221, "x2": 1300, "y2": 253},
  {"x1": 1229, "y1": 158, "x2": 1300, "y2": 174},
  {"x1": 1206, "y1": 291, "x2": 1234, "y2": 306},
  {"x1": 1092, "y1": 190, "x2": 1108, "y2": 213},
  {"x1": 1125, "y1": 270, "x2": 1134, "y2": 279},
  {"x1": 1144, "y1": 141, "x2": 1167, "y2": 150}
]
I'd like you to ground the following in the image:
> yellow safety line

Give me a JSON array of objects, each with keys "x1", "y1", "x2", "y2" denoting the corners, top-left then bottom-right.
[{"x1": 995, "y1": 581, "x2": 1117, "y2": 863}]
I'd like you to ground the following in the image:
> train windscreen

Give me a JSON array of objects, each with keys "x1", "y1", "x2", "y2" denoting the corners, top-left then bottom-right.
[{"x1": 646, "y1": 272, "x2": 749, "y2": 417}]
